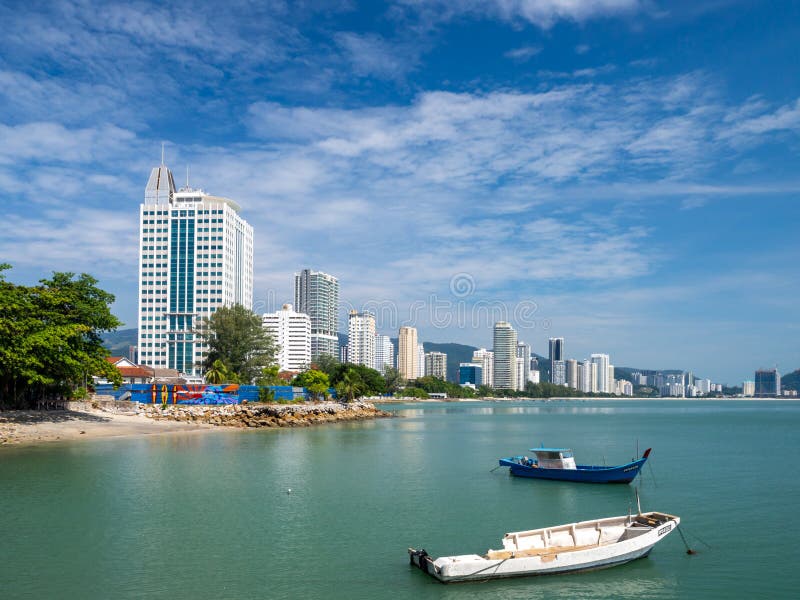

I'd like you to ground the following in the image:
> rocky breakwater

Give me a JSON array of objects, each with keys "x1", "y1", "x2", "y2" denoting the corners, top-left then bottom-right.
[{"x1": 140, "y1": 401, "x2": 392, "y2": 428}]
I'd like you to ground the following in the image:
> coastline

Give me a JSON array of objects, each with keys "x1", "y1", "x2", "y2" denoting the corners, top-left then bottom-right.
[{"x1": 1, "y1": 400, "x2": 392, "y2": 448}]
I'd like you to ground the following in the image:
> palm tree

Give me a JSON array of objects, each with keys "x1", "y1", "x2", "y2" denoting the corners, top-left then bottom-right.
[
  {"x1": 335, "y1": 368, "x2": 365, "y2": 402},
  {"x1": 205, "y1": 359, "x2": 228, "y2": 384}
]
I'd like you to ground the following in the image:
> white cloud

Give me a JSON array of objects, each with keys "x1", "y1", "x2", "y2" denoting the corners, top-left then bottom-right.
[
  {"x1": 504, "y1": 45, "x2": 542, "y2": 61},
  {"x1": 397, "y1": 0, "x2": 643, "y2": 29}
]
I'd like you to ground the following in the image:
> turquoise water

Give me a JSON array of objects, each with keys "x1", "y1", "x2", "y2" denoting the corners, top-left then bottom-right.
[{"x1": 1, "y1": 400, "x2": 799, "y2": 599}]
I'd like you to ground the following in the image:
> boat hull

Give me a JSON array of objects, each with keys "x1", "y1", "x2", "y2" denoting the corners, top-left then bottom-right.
[
  {"x1": 498, "y1": 455, "x2": 648, "y2": 484},
  {"x1": 409, "y1": 512, "x2": 679, "y2": 583}
]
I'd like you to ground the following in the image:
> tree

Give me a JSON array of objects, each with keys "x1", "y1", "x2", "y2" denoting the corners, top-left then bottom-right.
[
  {"x1": 312, "y1": 354, "x2": 339, "y2": 379},
  {"x1": 255, "y1": 364, "x2": 281, "y2": 387},
  {"x1": 292, "y1": 369, "x2": 331, "y2": 401},
  {"x1": 335, "y1": 367, "x2": 366, "y2": 402},
  {"x1": 204, "y1": 359, "x2": 229, "y2": 384},
  {"x1": 0, "y1": 266, "x2": 122, "y2": 408},
  {"x1": 198, "y1": 305, "x2": 276, "y2": 384},
  {"x1": 383, "y1": 367, "x2": 404, "y2": 395}
]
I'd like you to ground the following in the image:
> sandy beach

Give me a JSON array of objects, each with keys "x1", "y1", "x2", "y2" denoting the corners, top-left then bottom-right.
[{"x1": 0, "y1": 409, "x2": 214, "y2": 447}]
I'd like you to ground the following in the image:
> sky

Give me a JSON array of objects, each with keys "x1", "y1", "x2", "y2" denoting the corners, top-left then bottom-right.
[{"x1": 1, "y1": 0, "x2": 799, "y2": 384}]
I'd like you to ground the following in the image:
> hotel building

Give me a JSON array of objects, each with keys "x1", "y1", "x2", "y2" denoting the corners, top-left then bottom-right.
[{"x1": 137, "y1": 161, "x2": 253, "y2": 375}]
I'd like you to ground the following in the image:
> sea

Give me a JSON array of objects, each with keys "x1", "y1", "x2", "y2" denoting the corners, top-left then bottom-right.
[{"x1": 1, "y1": 399, "x2": 798, "y2": 599}]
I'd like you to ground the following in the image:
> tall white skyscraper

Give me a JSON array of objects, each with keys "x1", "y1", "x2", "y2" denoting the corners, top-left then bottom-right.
[
  {"x1": 472, "y1": 348, "x2": 494, "y2": 388},
  {"x1": 137, "y1": 160, "x2": 253, "y2": 375},
  {"x1": 515, "y1": 356, "x2": 526, "y2": 391},
  {"x1": 591, "y1": 354, "x2": 611, "y2": 393},
  {"x1": 294, "y1": 269, "x2": 339, "y2": 360},
  {"x1": 516, "y1": 342, "x2": 531, "y2": 386},
  {"x1": 374, "y1": 334, "x2": 394, "y2": 374},
  {"x1": 262, "y1": 304, "x2": 311, "y2": 372},
  {"x1": 347, "y1": 311, "x2": 375, "y2": 367},
  {"x1": 493, "y1": 322, "x2": 517, "y2": 390},
  {"x1": 417, "y1": 343, "x2": 426, "y2": 378},
  {"x1": 398, "y1": 326, "x2": 418, "y2": 380}
]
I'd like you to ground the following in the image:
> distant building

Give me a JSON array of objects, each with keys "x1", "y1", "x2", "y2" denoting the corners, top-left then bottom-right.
[
  {"x1": 529, "y1": 370, "x2": 540, "y2": 384},
  {"x1": 548, "y1": 337, "x2": 564, "y2": 384},
  {"x1": 591, "y1": 354, "x2": 611, "y2": 393},
  {"x1": 417, "y1": 343, "x2": 426, "y2": 378},
  {"x1": 295, "y1": 269, "x2": 339, "y2": 360},
  {"x1": 755, "y1": 369, "x2": 780, "y2": 397},
  {"x1": 696, "y1": 379, "x2": 712, "y2": 395},
  {"x1": 516, "y1": 342, "x2": 531, "y2": 386},
  {"x1": 742, "y1": 380, "x2": 755, "y2": 396},
  {"x1": 565, "y1": 358, "x2": 579, "y2": 390},
  {"x1": 104, "y1": 357, "x2": 153, "y2": 384},
  {"x1": 493, "y1": 322, "x2": 517, "y2": 389},
  {"x1": 397, "y1": 326, "x2": 418, "y2": 380},
  {"x1": 347, "y1": 311, "x2": 375, "y2": 367},
  {"x1": 262, "y1": 304, "x2": 311, "y2": 372},
  {"x1": 425, "y1": 352, "x2": 447, "y2": 380},
  {"x1": 459, "y1": 363, "x2": 483, "y2": 385},
  {"x1": 515, "y1": 357, "x2": 526, "y2": 391},
  {"x1": 472, "y1": 348, "x2": 494, "y2": 388},
  {"x1": 578, "y1": 360, "x2": 596, "y2": 393},
  {"x1": 374, "y1": 334, "x2": 394, "y2": 374},
  {"x1": 616, "y1": 379, "x2": 634, "y2": 396}
]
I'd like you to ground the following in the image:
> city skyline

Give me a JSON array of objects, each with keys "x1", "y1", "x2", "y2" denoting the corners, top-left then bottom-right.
[{"x1": 1, "y1": 1, "x2": 799, "y2": 383}]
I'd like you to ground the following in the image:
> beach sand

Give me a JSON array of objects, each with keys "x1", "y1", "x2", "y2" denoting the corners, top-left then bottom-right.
[{"x1": 0, "y1": 409, "x2": 214, "y2": 447}]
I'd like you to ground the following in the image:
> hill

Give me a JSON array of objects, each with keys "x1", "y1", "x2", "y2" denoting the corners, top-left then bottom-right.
[
  {"x1": 422, "y1": 342, "x2": 479, "y2": 382},
  {"x1": 782, "y1": 369, "x2": 800, "y2": 391},
  {"x1": 102, "y1": 328, "x2": 137, "y2": 359}
]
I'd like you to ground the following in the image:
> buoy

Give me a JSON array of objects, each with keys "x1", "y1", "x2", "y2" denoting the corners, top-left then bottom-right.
[{"x1": 287, "y1": 488, "x2": 292, "y2": 494}]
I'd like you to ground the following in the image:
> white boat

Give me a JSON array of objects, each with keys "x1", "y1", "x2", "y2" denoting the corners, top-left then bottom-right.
[{"x1": 408, "y1": 510, "x2": 680, "y2": 583}]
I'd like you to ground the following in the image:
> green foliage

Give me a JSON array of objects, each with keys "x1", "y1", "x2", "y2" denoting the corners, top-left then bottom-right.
[
  {"x1": 199, "y1": 305, "x2": 276, "y2": 384},
  {"x1": 258, "y1": 386, "x2": 275, "y2": 403},
  {"x1": 334, "y1": 367, "x2": 367, "y2": 402},
  {"x1": 0, "y1": 266, "x2": 122, "y2": 408},
  {"x1": 397, "y1": 386, "x2": 428, "y2": 398},
  {"x1": 413, "y1": 375, "x2": 476, "y2": 398},
  {"x1": 292, "y1": 369, "x2": 331, "y2": 401},
  {"x1": 383, "y1": 366, "x2": 404, "y2": 394},
  {"x1": 204, "y1": 359, "x2": 230, "y2": 384},
  {"x1": 255, "y1": 364, "x2": 281, "y2": 387},
  {"x1": 312, "y1": 354, "x2": 339, "y2": 379}
]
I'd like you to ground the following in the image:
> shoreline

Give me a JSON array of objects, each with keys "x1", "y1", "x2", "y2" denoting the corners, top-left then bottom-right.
[{"x1": 1, "y1": 400, "x2": 391, "y2": 448}]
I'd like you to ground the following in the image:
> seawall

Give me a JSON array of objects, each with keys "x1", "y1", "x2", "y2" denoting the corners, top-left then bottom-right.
[{"x1": 138, "y1": 401, "x2": 392, "y2": 428}]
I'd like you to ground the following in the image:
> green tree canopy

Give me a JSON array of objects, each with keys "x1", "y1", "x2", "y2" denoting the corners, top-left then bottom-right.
[
  {"x1": 199, "y1": 304, "x2": 276, "y2": 384},
  {"x1": 0, "y1": 265, "x2": 122, "y2": 408},
  {"x1": 292, "y1": 369, "x2": 331, "y2": 401},
  {"x1": 383, "y1": 366, "x2": 404, "y2": 394}
]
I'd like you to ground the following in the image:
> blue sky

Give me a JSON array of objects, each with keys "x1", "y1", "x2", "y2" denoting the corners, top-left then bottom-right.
[{"x1": 1, "y1": 0, "x2": 799, "y2": 384}]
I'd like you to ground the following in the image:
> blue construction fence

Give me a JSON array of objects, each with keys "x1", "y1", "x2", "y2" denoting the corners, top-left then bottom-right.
[{"x1": 94, "y1": 383, "x2": 337, "y2": 404}]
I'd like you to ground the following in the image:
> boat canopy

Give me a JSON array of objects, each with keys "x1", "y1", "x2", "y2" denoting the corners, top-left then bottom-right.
[{"x1": 530, "y1": 447, "x2": 571, "y2": 453}]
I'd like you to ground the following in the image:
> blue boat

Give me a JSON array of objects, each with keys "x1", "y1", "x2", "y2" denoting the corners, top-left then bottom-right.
[{"x1": 498, "y1": 447, "x2": 651, "y2": 484}]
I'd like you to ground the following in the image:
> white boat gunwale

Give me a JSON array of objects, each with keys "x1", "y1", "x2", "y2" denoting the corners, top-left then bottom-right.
[{"x1": 408, "y1": 510, "x2": 680, "y2": 583}]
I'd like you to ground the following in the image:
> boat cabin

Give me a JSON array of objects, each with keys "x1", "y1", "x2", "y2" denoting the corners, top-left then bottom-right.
[{"x1": 531, "y1": 448, "x2": 577, "y2": 470}]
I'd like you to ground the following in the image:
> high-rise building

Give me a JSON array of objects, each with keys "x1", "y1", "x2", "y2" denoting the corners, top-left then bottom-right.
[
  {"x1": 578, "y1": 360, "x2": 597, "y2": 393},
  {"x1": 347, "y1": 311, "x2": 375, "y2": 367},
  {"x1": 137, "y1": 160, "x2": 253, "y2": 376},
  {"x1": 548, "y1": 337, "x2": 565, "y2": 385},
  {"x1": 742, "y1": 380, "x2": 755, "y2": 396},
  {"x1": 425, "y1": 352, "x2": 447, "y2": 380},
  {"x1": 516, "y1": 342, "x2": 531, "y2": 386},
  {"x1": 493, "y1": 322, "x2": 517, "y2": 390},
  {"x1": 262, "y1": 304, "x2": 311, "y2": 372},
  {"x1": 565, "y1": 359, "x2": 579, "y2": 389},
  {"x1": 472, "y1": 348, "x2": 494, "y2": 388},
  {"x1": 397, "y1": 326, "x2": 418, "y2": 380},
  {"x1": 374, "y1": 334, "x2": 394, "y2": 374},
  {"x1": 459, "y1": 363, "x2": 483, "y2": 385},
  {"x1": 754, "y1": 369, "x2": 781, "y2": 397},
  {"x1": 591, "y1": 354, "x2": 611, "y2": 393},
  {"x1": 417, "y1": 343, "x2": 426, "y2": 378},
  {"x1": 294, "y1": 269, "x2": 339, "y2": 360},
  {"x1": 515, "y1": 357, "x2": 526, "y2": 391}
]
